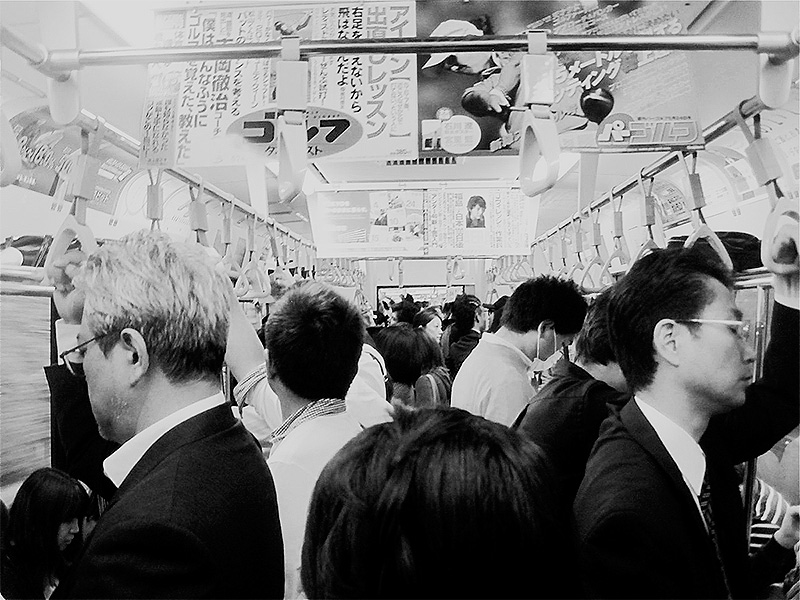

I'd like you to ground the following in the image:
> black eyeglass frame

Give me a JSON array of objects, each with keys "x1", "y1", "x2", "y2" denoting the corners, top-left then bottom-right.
[{"x1": 59, "y1": 332, "x2": 114, "y2": 377}]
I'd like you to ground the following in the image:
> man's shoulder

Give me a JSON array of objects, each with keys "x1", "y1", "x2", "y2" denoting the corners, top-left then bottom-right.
[{"x1": 270, "y1": 412, "x2": 363, "y2": 468}]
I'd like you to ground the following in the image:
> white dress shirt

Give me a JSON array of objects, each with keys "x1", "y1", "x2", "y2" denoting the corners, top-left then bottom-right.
[{"x1": 635, "y1": 398, "x2": 706, "y2": 523}]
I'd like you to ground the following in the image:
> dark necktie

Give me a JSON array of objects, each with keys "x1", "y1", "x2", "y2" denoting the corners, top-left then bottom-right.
[{"x1": 699, "y1": 476, "x2": 733, "y2": 599}]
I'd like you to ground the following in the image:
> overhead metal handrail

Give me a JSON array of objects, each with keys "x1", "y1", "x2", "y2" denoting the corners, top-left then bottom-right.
[
  {"x1": 533, "y1": 93, "x2": 775, "y2": 247},
  {"x1": 2, "y1": 28, "x2": 797, "y2": 72}
]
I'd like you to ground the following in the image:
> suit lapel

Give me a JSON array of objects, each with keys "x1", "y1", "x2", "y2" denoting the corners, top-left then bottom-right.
[
  {"x1": 620, "y1": 401, "x2": 710, "y2": 537},
  {"x1": 110, "y1": 404, "x2": 238, "y2": 504}
]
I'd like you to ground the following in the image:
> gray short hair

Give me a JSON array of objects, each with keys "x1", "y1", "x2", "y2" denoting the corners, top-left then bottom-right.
[{"x1": 75, "y1": 230, "x2": 229, "y2": 383}]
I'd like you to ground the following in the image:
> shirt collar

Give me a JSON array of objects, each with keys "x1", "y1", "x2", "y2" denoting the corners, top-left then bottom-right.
[
  {"x1": 481, "y1": 332, "x2": 533, "y2": 368},
  {"x1": 268, "y1": 397, "x2": 347, "y2": 450},
  {"x1": 103, "y1": 393, "x2": 226, "y2": 488},
  {"x1": 635, "y1": 397, "x2": 706, "y2": 496}
]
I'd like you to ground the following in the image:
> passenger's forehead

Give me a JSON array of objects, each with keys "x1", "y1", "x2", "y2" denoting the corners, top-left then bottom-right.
[{"x1": 700, "y1": 279, "x2": 740, "y2": 317}]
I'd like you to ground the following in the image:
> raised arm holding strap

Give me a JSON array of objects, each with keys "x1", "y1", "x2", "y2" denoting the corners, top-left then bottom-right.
[{"x1": 43, "y1": 126, "x2": 103, "y2": 284}]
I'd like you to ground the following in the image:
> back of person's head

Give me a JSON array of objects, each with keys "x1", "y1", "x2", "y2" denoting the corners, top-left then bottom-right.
[
  {"x1": 76, "y1": 230, "x2": 229, "y2": 384},
  {"x1": 373, "y1": 323, "x2": 443, "y2": 385},
  {"x1": 450, "y1": 294, "x2": 482, "y2": 334},
  {"x1": 486, "y1": 295, "x2": 509, "y2": 334},
  {"x1": 608, "y1": 246, "x2": 732, "y2": 393},
  {"x1": 392, "y1": 299, "x2": 419, "y2": 325},
  {"x1": 302, "y1": 407, "x2": 562, "y2": 599},
  {"x1": 266, "y1": 281, "x2": 364, "y2": 400},
  {"x1": 501, "y1": 276, "x2": 586, "y2": 335},
  {"x1": 574, "y1": 288, "x2": 617, "y2": 366},
  {"x1": 7, "y1": 468, "x2": 87, "y2": 588},
  {"x1": 412, "y1": 306, "x2": 440, "y2": 329}
]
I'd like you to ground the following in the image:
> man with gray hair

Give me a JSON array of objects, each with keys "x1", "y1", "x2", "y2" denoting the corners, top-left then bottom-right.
[{"x1": 51, "y1": 230, "x2": 284, "y2": 598}]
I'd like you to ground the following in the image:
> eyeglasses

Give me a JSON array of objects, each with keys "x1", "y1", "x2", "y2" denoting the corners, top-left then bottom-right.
[
  {"x1": 59, "y1": 332, "x2": 112, "y2": 377},
  {"x1": 674, "y1": 319, "x2": 753, "y2": 342}
]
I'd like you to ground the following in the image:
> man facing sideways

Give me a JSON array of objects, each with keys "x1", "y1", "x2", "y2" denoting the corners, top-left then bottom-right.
[
  {"x1": 514, "y1": 288, "x2": 630, "y2": 503},
  {"x1": 53, "y1": 230, "x2": 284, "y2": 599},
  {"x1": 452, "y1": 276, "x2": 586, "y2": 426},
  {"x1": 263, "y1": 281, "x2": 367, "y2": 598},
  {"x1": 574, "y1": 246, "x2": 799, "y2": 599}
]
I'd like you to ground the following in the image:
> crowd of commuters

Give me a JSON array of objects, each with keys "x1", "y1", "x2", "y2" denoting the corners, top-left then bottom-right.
[{"x1": 3, "y1": 227, "x2": 798, "y2": 599}]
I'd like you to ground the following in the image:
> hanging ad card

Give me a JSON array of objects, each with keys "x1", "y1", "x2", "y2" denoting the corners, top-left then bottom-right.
[
  {"x1": 308, "y1": 183, "x2": 533, "y2": 258},
  {"x1": 140, "y1": 2, "x2": 417, "y2": 168},
  {"x1": 416, "y1": 1, "x2": 708, "y2": 156},
  {"x1": 309, "y1": 189, "x2": 424, "y2": 257},
  {"x1": 9, "y1": 105, "x2": 136, "y2": 216},
  {"x1": 423, "y1": 186, "x2": 531, "y2": 257}
]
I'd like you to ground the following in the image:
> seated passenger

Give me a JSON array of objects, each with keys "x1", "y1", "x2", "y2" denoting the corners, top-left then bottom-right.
[
  {"x1": 301, "y1": 407, "x2": 569, "y2": 599},
  {"x1": 514, "y1": 288, "x2": 630, "y2": 502},
  {"x1": 1, "y1": 468, "x2": 85, "y2": 600},
  {"x1": 263, "y1": 281, "x2": 369, "y2": 598},
  {"x1": 373, "y1": 323, "x2": 451, "y2": 408},
  {"x1": 452, "y1": 277, "x2": 586, "y2": 426}
]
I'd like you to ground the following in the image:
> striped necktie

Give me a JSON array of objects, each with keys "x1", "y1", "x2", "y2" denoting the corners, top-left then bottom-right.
[{"x1": 699, "y1": 476, "x2": 733, "y2": 599}]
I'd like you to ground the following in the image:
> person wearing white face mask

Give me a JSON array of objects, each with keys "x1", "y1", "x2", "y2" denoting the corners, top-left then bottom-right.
[{"x1": 451, "y1": 276, "x2": 587, "y2": 427}]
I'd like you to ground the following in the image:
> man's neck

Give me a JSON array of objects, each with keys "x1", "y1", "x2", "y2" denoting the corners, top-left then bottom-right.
[
  {"x1": 135, "y1": 375, "x2": 222, "y2": 435},
  {"x1": 494, "y1": 327, "x2": 530, "y2": 354},
  {"x1": 635, "y1": 380, "x2": 711, "y2": 442}
]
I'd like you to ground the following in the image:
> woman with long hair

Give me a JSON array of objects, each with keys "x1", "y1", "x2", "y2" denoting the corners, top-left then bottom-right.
[{"x1": 1, "y1": 468, "x2": 87, "y2": 599}]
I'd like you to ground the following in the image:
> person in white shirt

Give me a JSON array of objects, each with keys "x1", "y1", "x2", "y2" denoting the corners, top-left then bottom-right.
[
  {"x1": 259, "y1": 281, "x2": 369, "y2": 599},
  {"x1": 451, "y1": 276, "x2": 587, "y2": 426},
  {"x1": 48, "y1": 230, "x2": 284, "y2": 599}
]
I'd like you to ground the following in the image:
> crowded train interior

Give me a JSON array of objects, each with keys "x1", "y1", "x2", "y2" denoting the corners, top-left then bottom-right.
[{"x1": 0, "y1": 0, "x2": 798, "y2": 598}]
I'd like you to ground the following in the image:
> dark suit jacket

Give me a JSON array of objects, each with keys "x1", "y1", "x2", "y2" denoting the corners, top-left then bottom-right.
[
  {"x1": 44, "y1": 364, "x2": 118, "y2": 500},
  {"x1": 574, "y1": 303, "x2": 798, "y2": 599},
  {"x1": 57, "y1": 404, "x2": 284, "y2": 599},
  {"x1": 514, "y1": 359, "x2": 630, "y2": 502}
]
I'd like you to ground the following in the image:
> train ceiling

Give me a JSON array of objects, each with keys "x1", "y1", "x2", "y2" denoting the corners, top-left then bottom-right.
[{"x1": 1, "y1": 1, "x2": 795, "y2": 245}]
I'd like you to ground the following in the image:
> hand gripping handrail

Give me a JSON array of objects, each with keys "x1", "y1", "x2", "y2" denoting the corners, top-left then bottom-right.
[
  {"x1": 633, "y1": 168, "x2": 662, "y2": 263},
  {"x1": 518, "y1": 31, "x2": 560, "y2": 197},
  {"x1": 43, "y1": 125, "x2": 104, "y2": 284},
  {"x1": 599, "y1": 189, "x2": 631, "y2": 277},
  {"x1": 678, "y1": 152, "x2": 734, "y2": 271},
  {"x1": 235, "y1": 216, "x2": 272, "y2": 300},
  {"x1": 733, "y1": 106, "x2": 798, "y2": 274},
  {"x1": 580, "y1": 208, "x2": 612, "y2": 292}
]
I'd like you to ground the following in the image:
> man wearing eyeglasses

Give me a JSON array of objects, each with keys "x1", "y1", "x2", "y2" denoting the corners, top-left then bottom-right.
[
  {"x1": 574, "y1": 246, "x2": 799, "y2": 599},
  {"x1": 49, "y1": 231, "x2": 284, "y2": 599}
]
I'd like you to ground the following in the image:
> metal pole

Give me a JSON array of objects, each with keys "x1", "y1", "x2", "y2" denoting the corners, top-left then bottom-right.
[
  {"x1": 534, "y1": 95, "x2": 767, "y2": 244},
  {"x1": 2, "y1": 26, "x2": 797, "y2": 72}
]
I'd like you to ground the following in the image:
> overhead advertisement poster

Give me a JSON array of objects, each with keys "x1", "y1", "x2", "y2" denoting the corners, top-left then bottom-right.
[
  {"x1": 308, "y1": 184, "x2": 533, "y2": 258},
  {"x1": 416, "y1": 0, "x2": 708, "y2": 156},
  {"x1": 9, "y1": 105, "x2": 136, "y2": 216},
  {"x1": 140, "y1": 2, "x2": 417, "y2": 168}
]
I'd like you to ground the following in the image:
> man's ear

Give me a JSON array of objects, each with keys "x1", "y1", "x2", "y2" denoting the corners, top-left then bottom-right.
[
  {"x1": 119, "y1": 328, "x2": 149, "y2": 384},
  {"x1": 652, "y1": 319, "x2": 681, "y2": 368}
]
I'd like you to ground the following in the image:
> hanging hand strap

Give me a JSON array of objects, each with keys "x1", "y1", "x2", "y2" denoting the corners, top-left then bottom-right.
[{"x1": 678, "y1": 152, "x2": 734, "y2": 271}]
